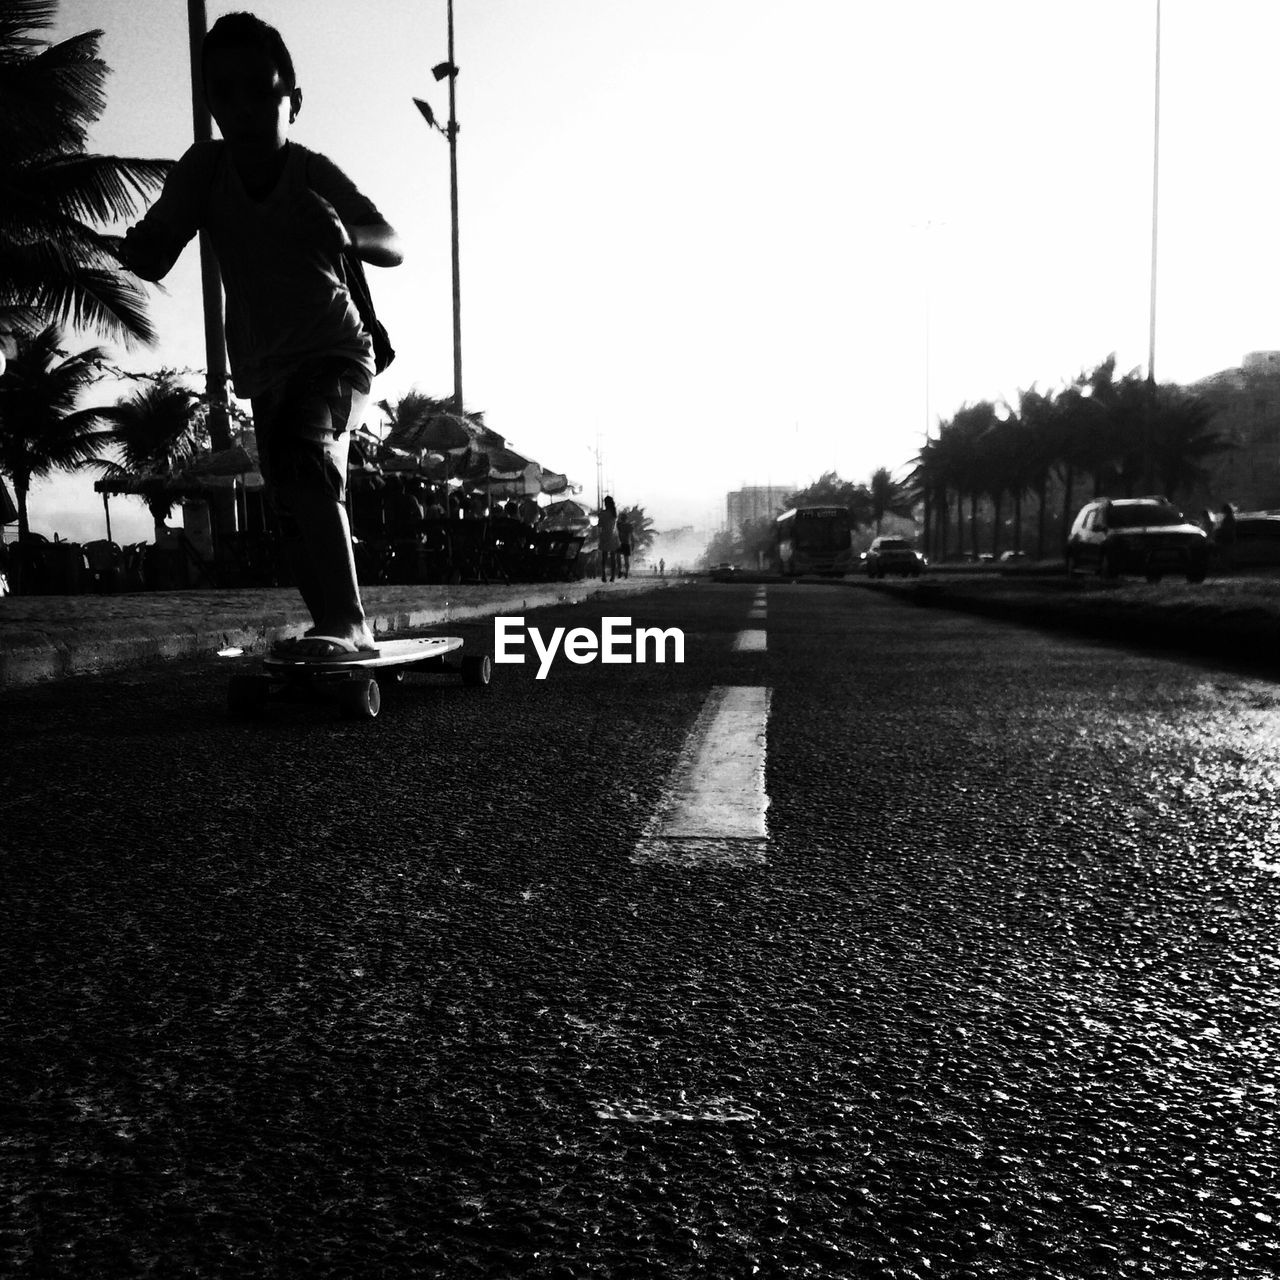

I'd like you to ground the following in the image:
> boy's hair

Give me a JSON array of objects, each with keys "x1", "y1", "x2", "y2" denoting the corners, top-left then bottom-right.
[{"x1": 202, "y1": 12, "x2": 296, "y2": 91}]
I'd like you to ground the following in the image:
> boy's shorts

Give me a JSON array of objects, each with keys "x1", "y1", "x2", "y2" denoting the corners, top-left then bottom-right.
[{"x1": 251, "y1": 357, "x2": 372, "y2": 505}]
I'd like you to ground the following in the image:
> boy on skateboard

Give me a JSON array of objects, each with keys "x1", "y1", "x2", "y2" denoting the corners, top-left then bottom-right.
[{"x1": 121, "y1": 12, "x2": 402, "y2": 658}]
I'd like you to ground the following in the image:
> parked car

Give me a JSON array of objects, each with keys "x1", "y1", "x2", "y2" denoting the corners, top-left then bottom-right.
[
  {"x1": 1064, "y1": 497, "x2": 1209, "y2": 583},
  {"x1": 864, "y1": 536, "x2": 925, "y2": 578},
  {"x1": 1220, "y1": 512, "x2": 1280, "y2": 568}
]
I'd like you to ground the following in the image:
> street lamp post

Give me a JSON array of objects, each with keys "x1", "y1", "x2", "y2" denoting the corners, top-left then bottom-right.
[
  {"x1": 413, "y1": 0, "x2": 463, "y2": 413},
  {"x1": 1145, "y1": 0, "x2": 1163, "y2": 493}
]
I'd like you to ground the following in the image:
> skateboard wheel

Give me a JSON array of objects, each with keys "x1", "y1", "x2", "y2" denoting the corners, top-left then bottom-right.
[
  {"x1": 228, "y1": 672, "x2": 269, "y2": 718},
  {"x1": 340, "y1": 676, "x2": 381, "y2": 720},
  {"x1": 461, "y1": 653, "x2": 492, "y2": 687}
]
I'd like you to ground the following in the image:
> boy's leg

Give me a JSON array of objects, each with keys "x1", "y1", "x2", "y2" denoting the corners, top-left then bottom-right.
[{"x1": 254, "y1": 360, "x2": 375, "y2": 651}]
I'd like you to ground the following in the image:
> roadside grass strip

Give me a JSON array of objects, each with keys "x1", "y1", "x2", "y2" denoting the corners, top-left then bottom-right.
[
  {"x1": 732, "y1": 629, "x2": 767, "y2": 652},
  {"x1": 632, "y1": 685, "x2": 771, "y2": 867}
]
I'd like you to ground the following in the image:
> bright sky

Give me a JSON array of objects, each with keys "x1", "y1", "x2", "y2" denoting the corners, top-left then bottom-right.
[{"x1": 20, "y1": 0, "x2": 1280, "y2": 546}]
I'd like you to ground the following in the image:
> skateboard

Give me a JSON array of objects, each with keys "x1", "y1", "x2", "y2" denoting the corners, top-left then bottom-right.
[{"x1": 227, "y1": 636, "x2": 491, "y2": 721}]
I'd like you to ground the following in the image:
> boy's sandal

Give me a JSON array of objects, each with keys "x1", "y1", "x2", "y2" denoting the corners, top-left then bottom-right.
[{"x1": 288, "y1": 635, "x2": 380, "y2": 661}]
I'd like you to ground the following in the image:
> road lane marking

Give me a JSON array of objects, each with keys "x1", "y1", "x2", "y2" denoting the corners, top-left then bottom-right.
[
  {"x1": 732, "y1": 629, "x2": 767, "y2": 652},
  {"x1": 632, "y1": 685, "x2": 770, "y2": 867},
  {"x1": 747, "y1": 607, "x2": 766, "y2": 620}
]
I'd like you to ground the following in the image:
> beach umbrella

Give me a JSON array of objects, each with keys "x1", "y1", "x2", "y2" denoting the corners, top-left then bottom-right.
[
  {"x1": 537, "y1": 469, "x2": 571, "y2": 496},
  {"x1": 487, "y1": 461, "x2": 546, "y2": 500},
  {"x1": 379, "y1": 451, "x2": 426, "y2": 473},
  {"x1": 541, "y1": 498, "x2": 589, "y2": 528},
  {"x1": 483, "y1": 445, "x2": 534, "y2": 478},
  {"x1": 385, "y1": 409, "x2": 475, "y2": 454}
]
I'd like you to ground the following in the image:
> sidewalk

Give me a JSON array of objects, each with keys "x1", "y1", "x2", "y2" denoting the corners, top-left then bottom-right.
[{"x1": 0, "y1": 576, "x2": 679, "y2": 690}]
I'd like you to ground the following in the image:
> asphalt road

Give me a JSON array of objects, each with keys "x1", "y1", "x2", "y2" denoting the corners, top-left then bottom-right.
[{"x1": 2, "y1": 583, "x2": 1278, "y2": 1279}]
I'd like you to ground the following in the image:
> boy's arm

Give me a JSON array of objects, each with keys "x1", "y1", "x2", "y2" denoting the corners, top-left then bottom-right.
[
  {"x1": 120, "y1": 142, "x2": 217, "y2": 281},
  {"x1": 306, "y1": 150, "x2": 404, "y2": 268},
  {"x1": 349, "y1": 221, "x2": 403, "y2": 268}
]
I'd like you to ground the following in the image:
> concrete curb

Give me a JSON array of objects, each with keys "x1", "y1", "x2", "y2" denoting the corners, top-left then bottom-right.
[{"x1": 0, "y1": 578, "x2": 684, "y2": 691}]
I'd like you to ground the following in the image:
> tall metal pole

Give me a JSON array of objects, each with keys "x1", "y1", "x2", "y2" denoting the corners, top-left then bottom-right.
[
  {"x1": 921, "y1": 219, "x2": 939, "y2": 559},
  {"x1": 446, "y1": 0, "x2": 463, "y2": 412},
  {"x1": 187, "y1": 0, "x2": 231, "y2": 451},
  {"x1": 1145, "y1": 0, "x2": 1162, "y2": 493}
]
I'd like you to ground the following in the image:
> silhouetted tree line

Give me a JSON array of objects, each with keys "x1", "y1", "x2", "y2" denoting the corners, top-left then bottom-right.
[{"x1": 910, "y1": 355, "x2": 1225, "y2": 561}]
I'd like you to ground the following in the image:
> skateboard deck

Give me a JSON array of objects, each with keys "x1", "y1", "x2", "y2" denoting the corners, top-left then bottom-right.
[
  {"x1": 264, "y1": 635, "x2": 462, "y2": 671},
  {"x1": 229, "y1": 636, "x2": 491, "y2": 720}
]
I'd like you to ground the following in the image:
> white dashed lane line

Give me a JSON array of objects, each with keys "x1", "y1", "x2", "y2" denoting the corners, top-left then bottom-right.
[
  {"x1": 732, "y1": 629, "x2": 767, "y2": 652},
  {"x1": 632, "y1": 685, "x2": 771, "y2": 867}
]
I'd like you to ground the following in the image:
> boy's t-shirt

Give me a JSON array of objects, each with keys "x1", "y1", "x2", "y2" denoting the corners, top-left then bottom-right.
[{"x1": 136, "y1": 139, "x2": 378, "y2": 397}]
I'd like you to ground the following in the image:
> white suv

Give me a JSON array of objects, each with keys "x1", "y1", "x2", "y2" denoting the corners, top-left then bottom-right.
[{"x1": 1065, "y1": 497, "x2": 1209, "y2": 583}]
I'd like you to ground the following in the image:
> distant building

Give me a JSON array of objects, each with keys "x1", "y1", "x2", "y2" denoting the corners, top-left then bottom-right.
[
  {"x1": 726, "y1": 485, "x2": 794, "y2": 533},
  {"x1": 1189, "y1": 352, "x2": 1280, "y2": 511}
]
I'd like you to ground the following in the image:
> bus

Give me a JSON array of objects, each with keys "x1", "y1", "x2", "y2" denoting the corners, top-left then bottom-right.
[{"x1": 774, "y1": 505, "x2": 854, "y2": 576}]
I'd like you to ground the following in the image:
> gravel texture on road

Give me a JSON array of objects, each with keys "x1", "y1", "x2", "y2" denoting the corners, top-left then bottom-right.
[{"x1": 2, "y1": 586, "x2": 1279, "y2": 1278}]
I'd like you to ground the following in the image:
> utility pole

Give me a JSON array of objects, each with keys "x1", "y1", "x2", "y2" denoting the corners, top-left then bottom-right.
[
  {"x1": 445, "y1": 0, "x2": 462, "y2": 413},
  {"x1": 186, "y1": 0, "x2": 231, "y2": 451},
  {"x1": 414, "y1": 0, "x2": 464, "y2": 413},
  {"x1": 1145, "y1": 0, "x2": 1162, "y2": 494}
]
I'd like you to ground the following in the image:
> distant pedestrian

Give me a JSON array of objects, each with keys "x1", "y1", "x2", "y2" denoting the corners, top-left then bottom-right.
[
  {"x1": 422, "y1": 485, "x2": 446, "y2": 521},
  {"x1": 597, "y1": 495, "x2": 619, "y2": 582},
  {"x1": 1216, "y1": 502, "x2": 1237, "y2": 573},
  {"x1": 616, "y1": 510, "x2": 633, "y2": 578},
  {"x1": 388, "y1": 476, "x2": 424, "y2": 535},
  {"x1": 659, "y1": 557, "x2": 665, "y2": 577}
]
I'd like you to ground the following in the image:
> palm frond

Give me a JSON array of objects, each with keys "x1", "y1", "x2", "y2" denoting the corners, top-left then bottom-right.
[
  {"x1": 3, "y1": 262, "x2": 157, "y2": 346},
  {"x1": 0, "y1": 2, "x2": 59, "y2": 57},
  {"x1": 2, "y1": 152, "x2": 173, "y2": 228}
]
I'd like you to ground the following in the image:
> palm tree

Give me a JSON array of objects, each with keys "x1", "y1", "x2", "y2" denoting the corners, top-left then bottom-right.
[
  {"x1": 920, "y1": 420, "x2": 964, "y2": 560},
  {"x1": 1012, "y1": 385, "x2": 1061, "y2": 559},
  {"x1": 868, "y1": 466, "x2": 913, "y2": 534},
  {"x1": 619, "y1": 504, "x2": 656, "y2": 560},
  {"x1": 97, "y1": 375, "x2": 208, "y2": 538},
  {"x1": 1152, "y1": 386, "x2": 1226, "y2": 500},
  {"x1": 985, "y1": 405, "x2": 1045, "y2": 557},
  {"x1": 908, "y1": 433, "x2": 950, "y2": 561},
  {"x1": 1054, "y1": 382, "x2": 1098, "y2": 546},
  {"x1": 949, "y1": 402, "x2": 997, "y2": 556},
  {"x1": 0, "y1": 323, "x2": 115, "y2": 540},
  {"x1": 1, "y1": 0, "x2": 171, "y2": 345}
]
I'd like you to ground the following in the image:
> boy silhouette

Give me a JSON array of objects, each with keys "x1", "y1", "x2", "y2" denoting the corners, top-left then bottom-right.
[{"x1": 122, "y1": 12, "x2": 402, "y2": 657}]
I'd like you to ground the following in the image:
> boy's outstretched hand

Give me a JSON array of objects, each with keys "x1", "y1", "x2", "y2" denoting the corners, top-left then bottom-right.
[{"x1": 119, "y1": 222, "x2": 177, "y2": 282}]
